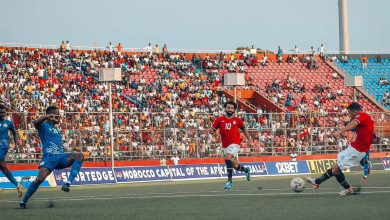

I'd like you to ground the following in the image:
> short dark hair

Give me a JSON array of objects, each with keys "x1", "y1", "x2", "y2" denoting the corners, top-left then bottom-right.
[
  {"x1": 0, "y1": 104, "x2": 5, "y2": 110},
  {"x1": 224, "y1": 101, "x2": 238, "y2": 110},
  {"x1": 46, "y1": 106, "x2": 58, "y2": 114},
  {"x1": 347, "y1": 102, "x2": 362, "y2": 111}
]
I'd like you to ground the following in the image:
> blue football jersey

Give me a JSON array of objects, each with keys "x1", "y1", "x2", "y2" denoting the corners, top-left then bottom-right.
[
  {"x1": 38, "y1": 121, "x2": 64, "y2": 155},
  {"x1": 0, "y1": 120, "x2": 15, "y2": 148}
]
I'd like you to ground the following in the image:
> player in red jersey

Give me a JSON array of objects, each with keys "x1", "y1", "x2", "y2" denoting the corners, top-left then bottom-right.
[
  {"x1": 211, "y1": 101, "x2": 252, "y2": 189},
  {"x1": 306, "y1": 102, "x2": 375, "y2": 196}
]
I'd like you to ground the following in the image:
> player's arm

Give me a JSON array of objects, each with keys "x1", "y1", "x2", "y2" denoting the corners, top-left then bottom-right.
[
  {"x1": 209, "y1": 127, "x2": 218, "y2": 135},
  {"x1": 8, "y1": 122, "x2": 18, "y2": 149},
  {"x1": 332, "y1": 119, "x2": 359, "y2": 136},
  {"x1": 32, "y1": 114, "x2": 52, "y2": 129},
  {"x1": 210, "y1": 117, "x2": 220, "y2": 135},
  {"x1": 240, "y1": 125, "x2": 252, "y2": 143}
]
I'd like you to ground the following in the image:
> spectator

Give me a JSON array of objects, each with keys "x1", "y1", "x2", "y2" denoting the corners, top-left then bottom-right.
[
  {"x1": 249, "y1": 45, "x2": 257, "y2": 56},
  {"x1": 376, "y1": 55, "x2": 382, "y2": 64},
  {"x1": 332, "y1": 72, "x2": 339, "y2": 79},
  {"x1": 337, "y1": 89, "x2": 343, "y2": 96},
  {"x1": 260, "y1": 53, "x2": 269, "y2": 67},
  {"x1": 330, "y1": 55, "x2": 338, "y2": 62},
  {"x1": 65, "y1": 41, "x2": 71, "y2": 51},
  {"x1": 107, "y1": 42, "x2": 114, "y2": 53},
  {"x1": 307, "y1": 56, "x2": 318, "y2": 70},
  {"x1": 292, "y1": 54, "x2": 298, "y2": 63},
  {"x1": 153, "y1": 44, "x2": 160, "y2": 57},
  {"x1": 292, "y1": 45, "x2": 299, "y2": 55},
  {"x1": 144, "y1": 43, "x2": 152, "y2": 56},
  {"x1": 290, "y1": 150, "x2": 297, "y2": 161},
  {"x1": 60, "y1": 41, "x2": 65, "y2": 52},
  {"x1": 171, "y1": 154, "x2": 180, "y2": 165},
  {"x1": 116, "y1": 43, "x2": 123, "y2": 54},
  {"x1": 379, "y1": 77, "x2": 389, "y2": 86},
  {"x1": 277, "y1": 46, "x2": 283, "y2": 64},
  {"x1": 309, "y1": 46, "x2": 315, "y2": 56},
  {"x1": 162, "y1": 44, "x2": 169, "y2": 58},
  {"x1": 341, "y1": 55, "x2": 348, "y2": 63},
  {"x1": 362, "y1": 54, "x2": 368, "y2": 69},
  {"x1": 318, "y1": 44, "x2": 325, "y2": 59}
]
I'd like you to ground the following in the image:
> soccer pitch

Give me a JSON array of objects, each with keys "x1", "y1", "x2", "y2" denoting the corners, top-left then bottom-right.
[{"x1": 1, "y1": 171, "x2": 389, "y2": 220}]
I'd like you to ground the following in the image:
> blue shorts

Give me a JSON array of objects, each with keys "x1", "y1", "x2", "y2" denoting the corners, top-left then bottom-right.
[
  {"x1": 39, "y1": 154, "x2": 71, "y2": 171},
  {"x1": 0, "y1": 147, "x2": 8, "y2": 161}
]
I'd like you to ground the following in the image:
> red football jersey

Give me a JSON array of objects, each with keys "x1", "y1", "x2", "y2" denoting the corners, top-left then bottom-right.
[
  {"x1": 351, "y1": 112, "x2": 374, "y2": 153},
  {"x1": 212, "y1": 116, "x2": 244, "y2": 148}
]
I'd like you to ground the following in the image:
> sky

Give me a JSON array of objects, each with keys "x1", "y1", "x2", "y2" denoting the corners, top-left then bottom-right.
[{"x1": 0, "y1": 0, "x2": 389, "y2": 53}]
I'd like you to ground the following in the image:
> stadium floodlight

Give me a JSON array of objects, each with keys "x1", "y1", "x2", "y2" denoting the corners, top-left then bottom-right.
[
  {"x1": 223, "y1": 73, "x2": 245, "y2": 102},
  {"x1": 344, "y1": 76, "x2": 363, "y2": 101},
  {"x1": 99, "y1": 68, "x2": 122, "y2": 168},
  {"x1": 338, "y1": 0, "x2": 350, "y2": 54}
]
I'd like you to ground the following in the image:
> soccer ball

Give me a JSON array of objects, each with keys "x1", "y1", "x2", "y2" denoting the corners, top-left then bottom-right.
[{"x1": 290, "y1": 177, "x2": 305, "y2": 193}]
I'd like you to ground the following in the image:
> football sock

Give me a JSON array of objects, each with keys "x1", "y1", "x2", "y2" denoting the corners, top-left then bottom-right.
[
  {"x1": 335, "y1": 172, "x2": 351, "y2": 189},
  {"x1": 315, "y1": 168, "x2": 333, "y2": 184},
  {"x1": 235, "y1": 164, "x2": 246, "y2": 172},
  {"x1": 363, "y1": 152, "x2": 370, "y2": 177},
  {"x1": 225, "y1": 159, "x2": 233, "y2": 182},
  {"x1": 3, "y1": 170, "x2": 18, "y2": 186},
  {"x1": 23, "y1": 182, "x2": 39, "y2": 203},
  {"x1": 67, "y1": 159, "x2": 82, "y2": 184}
]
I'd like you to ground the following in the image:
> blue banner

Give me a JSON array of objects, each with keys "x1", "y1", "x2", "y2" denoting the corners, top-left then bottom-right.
[
  {"x1": 221, "y1": 162, "x2": 268, "y2": 177},
  {"x1": 266, "y1": 161, "x2": 310, "y2": 175},
  {"x1": 114, "y1": 166, "x2": 171, "y2": 182},
  {"x1": 170, "y1": 164, "x2": 224, "y2": 180},
  {"x1": 0, "y1": 170, "x2": 53, "y2": 189},
  {"x1": 382, "y1": 158, "x2": 390, "y2": 170},
  {"x1": 53, "y1": 168, "x2": 116, "y2": 185}
]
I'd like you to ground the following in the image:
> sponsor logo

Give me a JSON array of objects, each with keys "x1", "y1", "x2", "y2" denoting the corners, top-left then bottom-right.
[
  {"x1": 383, "y1": 158, "x2": 390, "y2": 170},
  {"x1": 266, "y1": 161, "x2": 309, "y2": 175},
  {"x1": 275, "y1": 162, "x2": 299, "y2": 174},
  {"x1": 307, "y1": 160, "x2": 337, "y2": 174},
  {"x1": 53, "y1": 168, "x2": 116, "y2": 185}
]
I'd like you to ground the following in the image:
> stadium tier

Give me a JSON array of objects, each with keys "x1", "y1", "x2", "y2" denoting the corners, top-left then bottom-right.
[
  {"x1": 334, "y1": 57, "x2": 390, "y2": 110},
  {"x1": 0, "y1": 46, "x2": 389, "y2": 162}
]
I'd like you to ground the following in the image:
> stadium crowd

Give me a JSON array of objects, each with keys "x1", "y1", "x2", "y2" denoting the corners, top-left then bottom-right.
[{"x1": 0, "y1": 44, "x2": 388, "y2": 162}]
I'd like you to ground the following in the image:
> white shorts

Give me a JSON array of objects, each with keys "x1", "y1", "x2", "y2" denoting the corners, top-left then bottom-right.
[
  {"x1": 337, "y1": 145, "x2": 366, "y2": 171},
  {"x1": 224, "y1": 144, "x2": 241, "y2": 158}
]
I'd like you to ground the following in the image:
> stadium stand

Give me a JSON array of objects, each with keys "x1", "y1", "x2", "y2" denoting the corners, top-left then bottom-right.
[
  {"x1": 0, "y1": 46, "x2": 389, "y2": 162},
  {"x1": 334, "y1": 56, "x2": 390, "y2": 110}
]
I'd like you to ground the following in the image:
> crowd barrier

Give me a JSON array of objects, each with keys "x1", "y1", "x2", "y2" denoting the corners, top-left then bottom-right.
[{"x1": 1, "y1": 158, "x2": 389, "y2": 189}]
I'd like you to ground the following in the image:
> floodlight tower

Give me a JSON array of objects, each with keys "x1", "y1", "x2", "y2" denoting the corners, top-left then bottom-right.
[
  {"x1": 99, "y1": 68, "x2": 122, "y2": 168},
  {"x1": 339, "y1": 0, "x2": 350, "y2": 54}
]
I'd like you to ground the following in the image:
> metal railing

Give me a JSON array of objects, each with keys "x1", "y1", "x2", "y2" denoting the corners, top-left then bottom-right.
[
  {"x1": 2, "y1": 42, "x2": 390, "y2": 55},
  {"x1": 4, "y1": 111, "x2": 390, "y2": 163}
]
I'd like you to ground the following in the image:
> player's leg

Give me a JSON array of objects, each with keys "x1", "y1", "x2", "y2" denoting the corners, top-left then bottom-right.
[
  {"x1": 330, "y1": 164, "x2": 353, "y2": 196},
  {"x1": 360, "y1": 152, "x2": 371, "y2": 181},
  {"x1": 0, "y1": 161, "x2": 23, "y2": 197},
  {"x1": 335, "y1": 147, "x2": 366, "y2": 195},
  {"x1": 224, "y1": 152, "x2": 234, "y2": 189},
  {"x1": 20, "y1": 167, "x2": 52, "y2": 208},
  {"x1": 60, "y1": 152, "x2": 84, "y2": 192},
  {"x1": 231, "y1": 148, "x2": 251, "y2": 181},
  {"x1": 306, "y1": 146, "x2": 351, "y2": 189}
]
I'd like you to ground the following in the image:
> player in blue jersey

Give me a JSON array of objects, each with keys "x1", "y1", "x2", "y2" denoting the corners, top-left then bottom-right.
[
  {"x1": 0, "y1": 105, "x2": 23, "y2": 197},
  {"x1": 20, "y1": 106, "x2": 84, "y2": 208}
]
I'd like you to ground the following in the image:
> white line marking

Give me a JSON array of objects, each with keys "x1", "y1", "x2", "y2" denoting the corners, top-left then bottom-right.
[{"x1": 2, "y1": 190, "x2": 390, "y2": 204}]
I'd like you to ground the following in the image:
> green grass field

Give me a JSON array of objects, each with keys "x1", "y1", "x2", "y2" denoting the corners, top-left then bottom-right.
[{"x1": 1, "y1": 171, "x2": 390, "y2": 220}]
